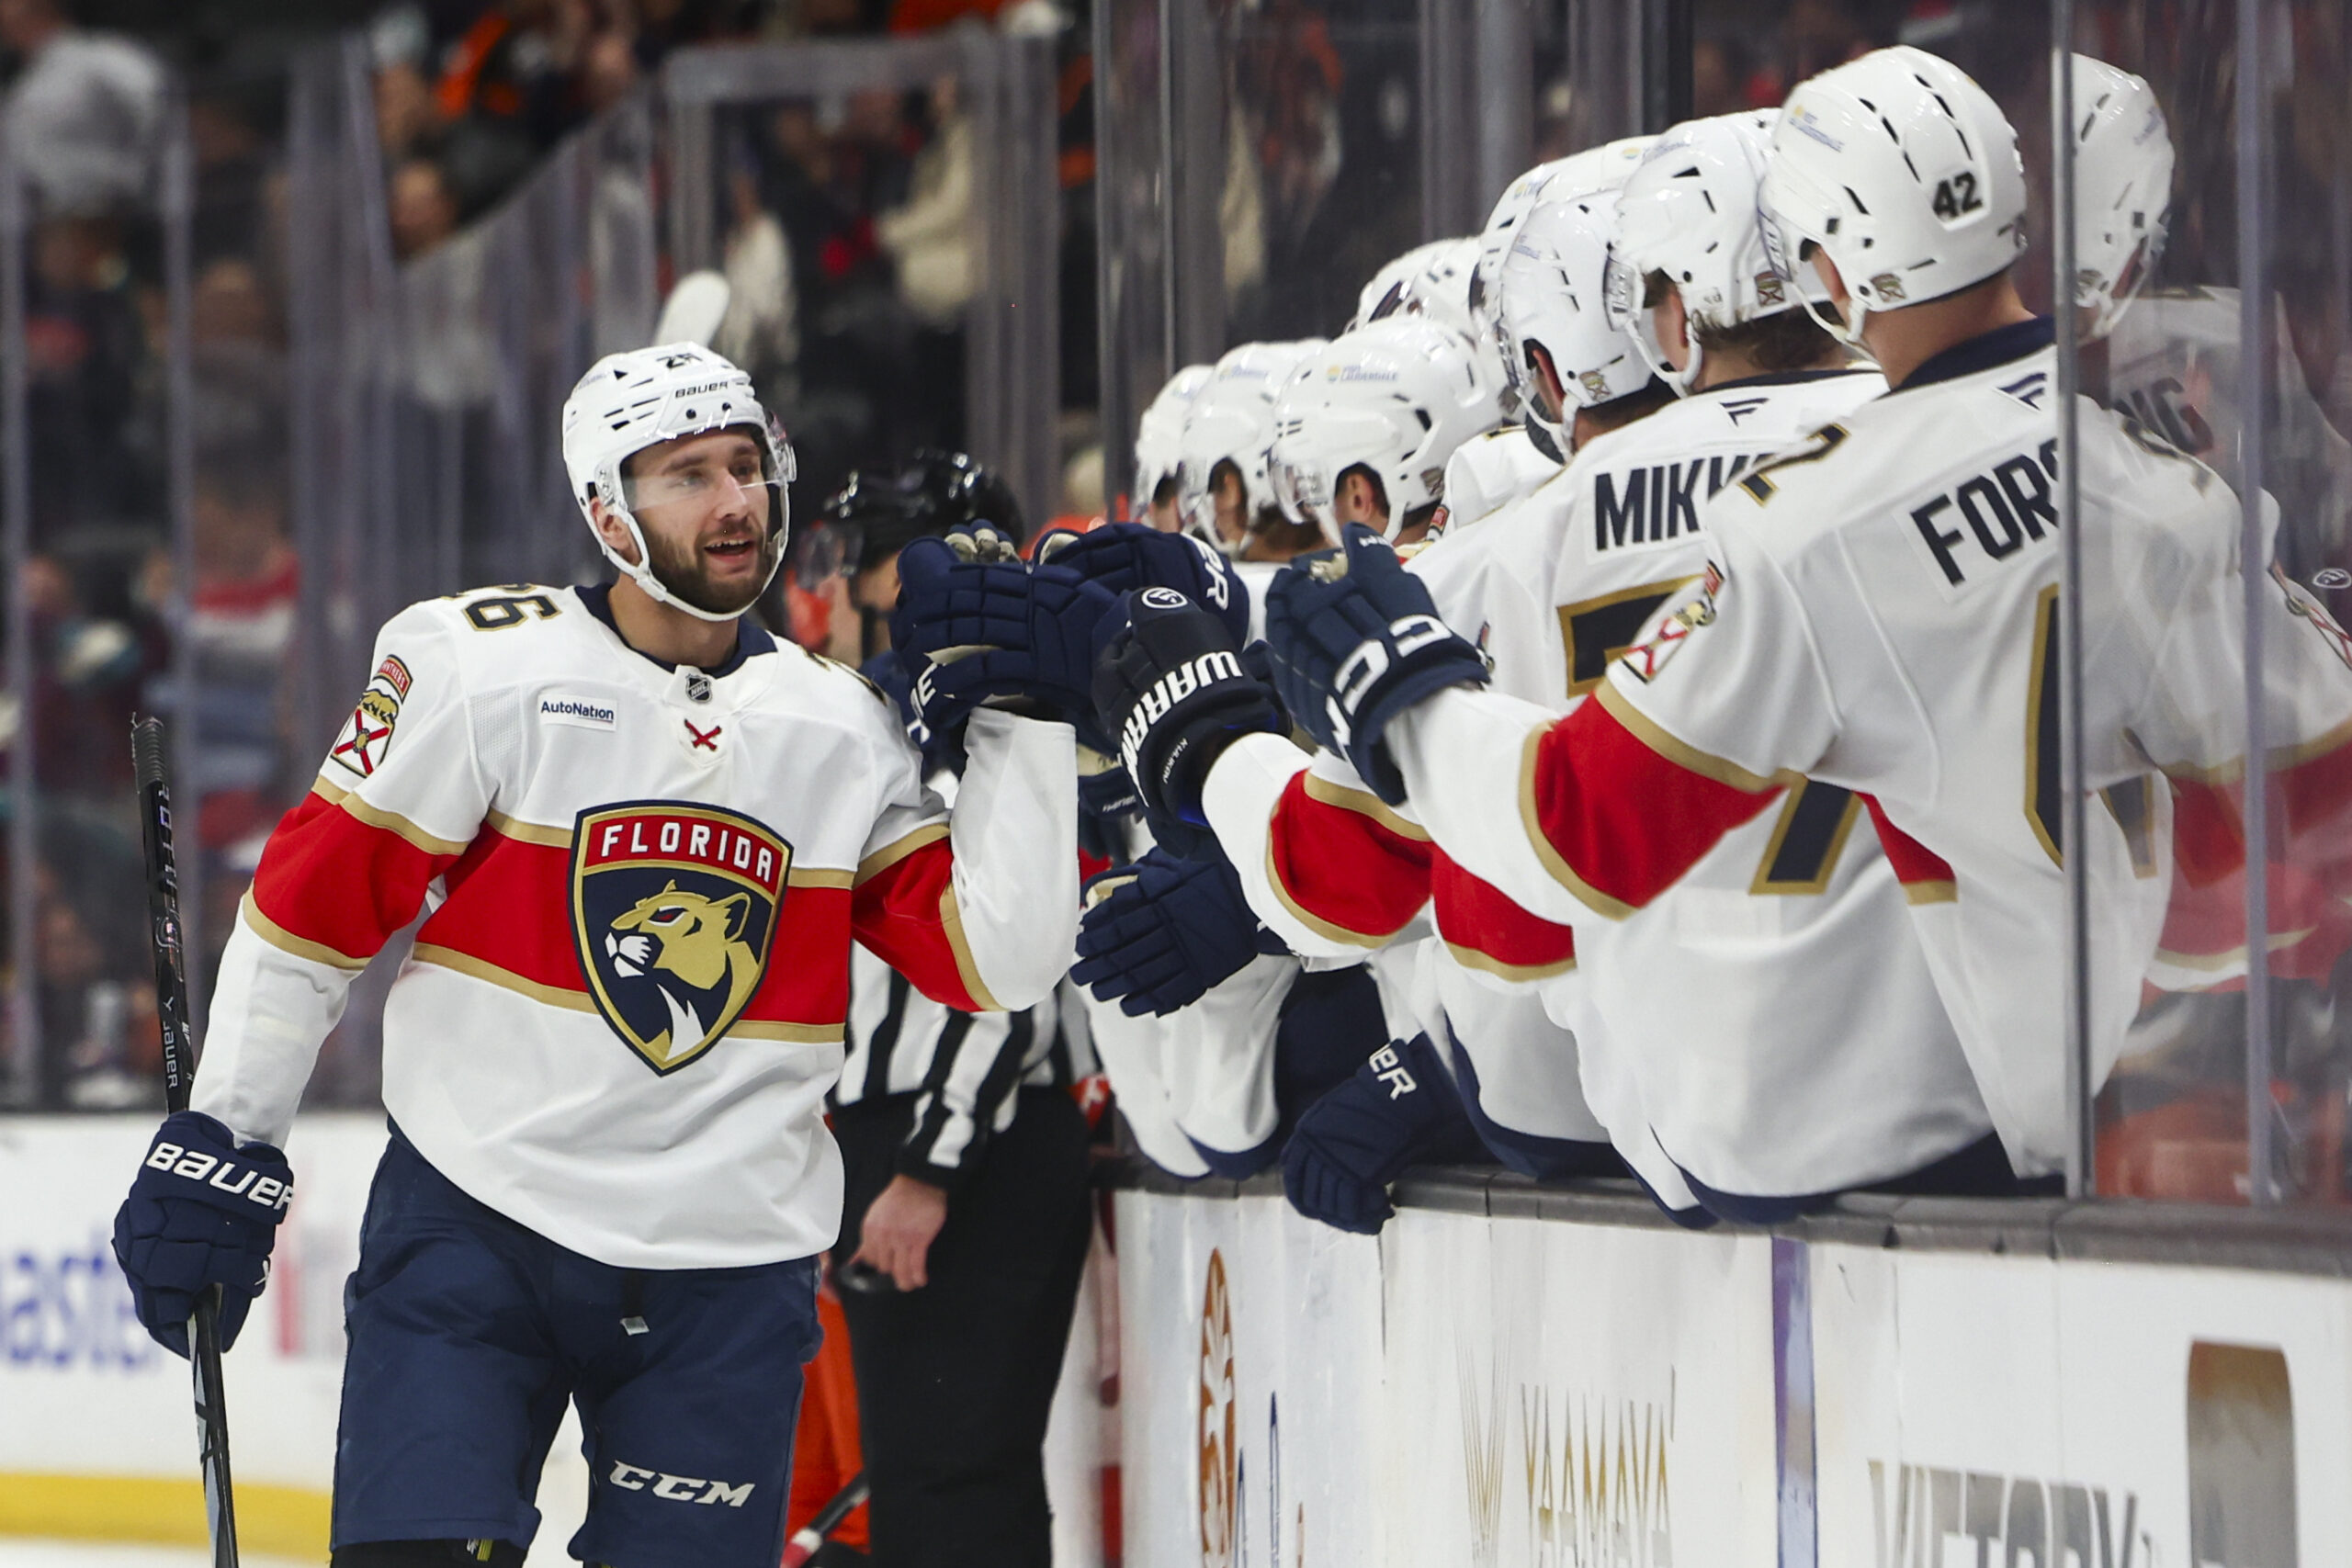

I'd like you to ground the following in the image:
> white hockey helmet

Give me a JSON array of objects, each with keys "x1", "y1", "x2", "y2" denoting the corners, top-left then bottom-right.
[
  {"x1": 1352, "y1": 240, "x2": 1458, "y2": 330},
  {"x1": 1134, "y1": 363, "x2": 1215, "y2": 510},
  {"x1": 1467, "y1": 136, "x2": 1656, "y2": 345},
  {"x1": 1498, "y1": 189, "x2": 1653, "y2": 457},
  {"x1": 1174, "y1": 339, "x2": 1327, "y2": 553},
  {"x1": 1605, "y1": 110, "x2": 1830, "y2": 394},
  {"x1": 1396, "y1": 236, "x2": 1483, "y2": 344},
  {"x1": 1267, "y1": 316, "x2": 1503, "y2": 545},
  {"x1": 561, "y1": 342, "x2": 796, "y2": 623},
  {"x1": 2070, "y1": 54, "x2": 2174, "y2": 342},
  {"x1": 1760, "y1": 46, "x2": 2028, "y2": 351}
]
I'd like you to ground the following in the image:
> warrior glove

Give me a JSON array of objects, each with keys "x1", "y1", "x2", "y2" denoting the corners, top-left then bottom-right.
[
  {"x1": 1091, "y1": 587, "x2": 1283, "y2": 831},
  {"x1": 112, "y1": 1111, "x2": 294, "y2": 1357},
  {"x1": 1263, "y1": 524, "x2": 1488, "y2": 807},
  {"x1": 1074, "y1": 847, "x2": 1282, "y2": 1018}
]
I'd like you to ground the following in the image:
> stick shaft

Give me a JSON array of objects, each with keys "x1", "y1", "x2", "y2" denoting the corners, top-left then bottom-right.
[{"x1": 131, "y1": 716, "x2": 240, "y2": 1567}]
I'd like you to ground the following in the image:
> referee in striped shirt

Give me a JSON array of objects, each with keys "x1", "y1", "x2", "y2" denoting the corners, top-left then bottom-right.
[{"x1": 815, "y1": 454, "x2": 1096, "y2": 1567}]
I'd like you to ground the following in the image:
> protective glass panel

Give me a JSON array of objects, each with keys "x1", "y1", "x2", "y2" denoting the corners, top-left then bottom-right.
[
  {"x1": 0, "y1": 90, "x2": 185, "y2": 1110},
  {"x1": 2078, "y1": 2, "x2": 2352, "y2": 1207},
  {"x1": 1212, "y1": 0, "x2": 1424, "y2": 345},
  {"x1": 666, "y1": 36, "x2": 1057, "y2": 643}
]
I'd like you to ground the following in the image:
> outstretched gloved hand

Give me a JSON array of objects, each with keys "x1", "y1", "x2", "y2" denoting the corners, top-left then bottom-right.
[{"x1": 1263, "y1": 524, "x2": 1488, "y2": 806}]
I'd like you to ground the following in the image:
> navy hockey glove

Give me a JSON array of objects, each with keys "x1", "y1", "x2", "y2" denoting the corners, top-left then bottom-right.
[
  {"x1": 892, "y1": 536, "x2": 1119, "y2": 736},
  {"x1": 1035, "y1": 523, "x2": 1251, "y2": 649},
  {"x1": 1263, "y1": 524, "x2": 1488, "y2": 807},
  {"x1": 1092, "y1": 587, "x2": 1284, "y2": 828},
  {"x1": 1283, "y1": 1032, "x2": 1471, "y2": 1235},
  {"x1": 1074, "y1": 847, "x2": 1281, "y2": 1017},
  {"x1": 112, "y1": 1111, "x2": 293, "y2": 1358}
]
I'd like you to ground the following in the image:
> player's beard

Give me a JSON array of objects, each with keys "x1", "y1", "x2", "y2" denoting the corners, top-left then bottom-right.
[{"x1": 641, "y1": 516, "x2": 780, "y2": 617}]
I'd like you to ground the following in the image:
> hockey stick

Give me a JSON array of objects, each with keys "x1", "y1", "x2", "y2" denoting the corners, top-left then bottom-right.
[
  {"x1": 780, "y1": 1472, "x2": 868, "y2": 1567},
  {"x1": 132, "y1": 716, "x2": 242, "y2": 1568}
]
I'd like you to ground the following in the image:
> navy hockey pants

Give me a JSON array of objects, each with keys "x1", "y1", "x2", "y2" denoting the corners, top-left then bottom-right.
[{"x1": 331, "y1": 1125, "x2": 820, "y2": 1567}]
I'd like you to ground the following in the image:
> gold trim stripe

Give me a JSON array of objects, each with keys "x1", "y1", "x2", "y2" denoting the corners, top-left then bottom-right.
[
  {"x1": 1592, "y1": 681, "x2": 1791, "y2": 795},
  {"x1": 240, "y1": 890, "x2": 371, "y2": 971},
  {"x1": 1301, "y1": 772, "x2": 1431, "y2": 841},
  {"x1": 413, "y1": 945, "x2": 844, "y2": 1041},
  {"x1": 1901, "y1": 880, "x2": 1959, "y2": 906},
  {"x1": 0, "y1": 1472, "x2": 330, "y2": 1557},
  {"x1": 1516, "y1": 728, "x2": 1636, "y2": 921},
  {"x1": 412, "y1": 943, "x2": 598, "y2": 1011},
  {"x1": 1262, "y1": 840, "x2": 1397, "y2": 949},
  {"x1": 857, "y1": 823, "x2": 949, "y2": 885},
  {"x1": 310, "y1": 777, "x2": 472, "y2": 857},
  {"x1": 1443, "y1": 940, "x2": 1576, "y2": 983},
  {"x1": 485, "y1": 808, "x2": 571, "y2": 847},
  {"x1": 2157, "y1": 709, "x2": 2352, "y2": 787},
  {"x1": 733, "y1": 1019, "x2": 847, "y2": 1044},
  {"x1": 2153, "y1": 928, "x2": 2318, "y2": 973},
  {"x1": 459, "y1": 809, "x2": 853, "y2": 885},
  {"x1": 937, "y1": 885, "x2": 1006, "y2": 1012}
]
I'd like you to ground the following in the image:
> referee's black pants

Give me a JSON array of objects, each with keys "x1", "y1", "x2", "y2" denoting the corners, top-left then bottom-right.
[{"x1": 832, "y1": 1087, "x2": 1093, "y2": 1567}]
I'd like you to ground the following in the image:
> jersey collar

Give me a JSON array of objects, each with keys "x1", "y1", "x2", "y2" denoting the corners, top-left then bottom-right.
[
  {"x1": 1703, "y1": 366, "x2": 1880, "y2": 394},
  {"x1": 576, "y1": 581, "x2": 777, "y2": 679},
  {"x1": 1892, "y1": 316, "x2": 2055, "y2": 394}
]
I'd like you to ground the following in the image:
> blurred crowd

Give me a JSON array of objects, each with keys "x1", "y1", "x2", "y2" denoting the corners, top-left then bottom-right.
[{"x1": 372, "y1": 0, "x2": 1076, "y2": 262}]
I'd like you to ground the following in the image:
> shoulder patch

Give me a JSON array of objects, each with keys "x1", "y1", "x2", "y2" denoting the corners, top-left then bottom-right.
[
  {"x1": 1619, "y1": 563, "x2": 1724, "y2": 684},
  {"x1": 329, "y1": 656, "x2": 413, "y2": 778}
]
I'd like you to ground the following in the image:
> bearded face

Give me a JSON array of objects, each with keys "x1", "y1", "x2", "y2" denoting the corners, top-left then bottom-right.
[{"x1": 616, "y1": 428, "x2": 781, "y2": 615}]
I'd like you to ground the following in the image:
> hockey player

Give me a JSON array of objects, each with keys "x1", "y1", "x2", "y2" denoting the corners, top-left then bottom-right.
[
  {"x1": 1171, "y1": 339, "x2": 1329, "y2": 636},
  {"x1": 1133, "y1": 363, "x2": 1215, "y2": 532},
  {"x1": 1445, "y1": 137, "x2": 1657, "y2": 531},
  {"x1": 1266, "y1": 314, "x2": 1505, "y2": 549},
  {"x1": 1241, "y1": 48, "x2": 2352, "y2": 1179},
  {"x1": 110, "y1": 344, "x2": 1080, "y2": 1567}
]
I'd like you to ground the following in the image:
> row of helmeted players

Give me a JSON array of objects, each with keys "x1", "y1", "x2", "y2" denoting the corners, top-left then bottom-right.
[{"x1": 1040, "y1": 46, "x2": 2352, "y2": 1234}]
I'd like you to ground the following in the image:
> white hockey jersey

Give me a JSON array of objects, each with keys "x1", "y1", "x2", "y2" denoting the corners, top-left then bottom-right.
[
  {"x1": 194, "y1": 583, "x2": 1077, "y2": 1268},
  {"x1": 1391, "y1": 320, "x2": 2352, "y2": 1174}
]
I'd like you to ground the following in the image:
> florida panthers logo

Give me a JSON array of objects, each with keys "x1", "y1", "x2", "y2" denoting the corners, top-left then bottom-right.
[{"x1": 571, "y1": 804, "x2": 792, "y2": 1073}]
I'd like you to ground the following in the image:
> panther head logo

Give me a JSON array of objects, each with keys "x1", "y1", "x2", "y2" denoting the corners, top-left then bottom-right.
[{"x1": 604, "y1": 883, "x2": 763, "y2": 1063}]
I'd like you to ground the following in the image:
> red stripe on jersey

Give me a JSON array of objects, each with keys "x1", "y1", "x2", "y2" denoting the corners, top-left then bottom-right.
[
  {"x1": 2168, "y1": 775, "x2": 2245, "y2": 888},
  {"x1": 852, "y1": 839, "x2": 986, "y2": 1012},
  {"x1": 252, "y1": 791, "x2": 462, "y2": 964},
  {"x1": 1267, "y1": 773, "x2": 1433, "y2": 942},
  {"x1": 421, "y1": 824, "x2": 855, "y2": 1027},
  {"x1": 1531, "y1": 701, "x2": 1778, "y2": 912},
  {"x1": 1857, "y1": 795, "x2": 1958, "y2": 890},
  {"x1": 1431, "y1": 848, "x2": 1575, "y2": 976}
]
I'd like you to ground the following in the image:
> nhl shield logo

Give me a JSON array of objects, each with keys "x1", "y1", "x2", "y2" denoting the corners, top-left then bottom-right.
[{"x1": 571, "y1": 803, "x2": 793, "y2": 1073}]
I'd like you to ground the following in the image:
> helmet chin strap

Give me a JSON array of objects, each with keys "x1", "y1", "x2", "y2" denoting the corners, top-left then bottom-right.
[
  {"x1": 599, "y1": 497, "x2": 783, "y2": 626},
  {"x1": 1797, "y1": 271, "x2": 1877, "y2": 360}
]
